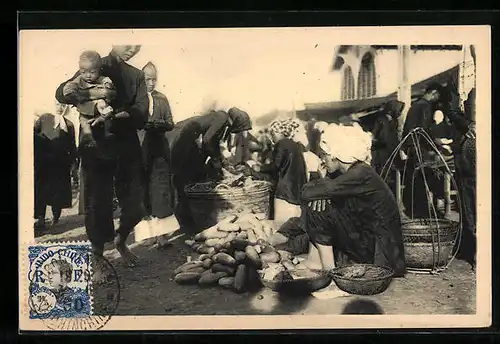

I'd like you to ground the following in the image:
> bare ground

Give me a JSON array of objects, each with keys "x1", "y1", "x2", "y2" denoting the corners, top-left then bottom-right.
[{"x1": 35, "y1": 205, "x2": 476, "y2": 316}]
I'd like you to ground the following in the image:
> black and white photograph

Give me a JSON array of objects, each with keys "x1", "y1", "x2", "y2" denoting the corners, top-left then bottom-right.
[{"x1": 18, "y1": 25, "x2": 491, "y2": 330}]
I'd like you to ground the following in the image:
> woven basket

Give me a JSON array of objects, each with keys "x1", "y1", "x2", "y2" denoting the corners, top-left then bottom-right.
[
  {"x1": 401, "y1": 219, "x2": 458, "y2": 269},
  {"x1": 329, "y1": 264, "x2": 394, "y2": 295},
  {"x1": 185, "y1": 181, "x2": 273, "y2": 229},
  {"x1": 259, "y1": 269, "x2": 332, "y2": 294}
]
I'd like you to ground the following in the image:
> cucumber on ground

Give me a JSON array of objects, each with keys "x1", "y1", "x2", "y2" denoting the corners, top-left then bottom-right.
[
  {"x1": 236, "y1": 231, "x2": 248, "y2": 240},
  {"x1": 174, "y1": 261, "x2": 204, "y2": 275},
  {"x1": 246, "y1": 265, "x2": 263, "y2": 292},
  {"x1": 233, "y1": 264, "x2": 248, "y2": 293},
  {"x1": 198, "y1": 253, "x2": 214, "y2": 261},
  {"x1": 281, "y1": 260, "x2": 296, "y2": 271},
  {"x1": 197, "y1": 246, "x2": 216, "y2": 255},
  {"x1": 218, "y1": 222, "x2": 240, "y2": 232},
  {"x1": 247, "y1": 229, "x2": 258, "y2": 244},
  {"x1": 245, "y1": 245, "x2": 262, "y2": 269},
  {"x1": 230, "y1": 239, "x2": 252, "y2": 251},
  {"x1": 254, "y1": 212, "x2": 267, "y2": 220},
  {"x1": 260, "y1": 251, "x2": 281, "y2": 263},
  {"x1": 174, "y1": 272, "x2": 203, "y2": 285},
  {"x1": 223, "y1": 232, "x2": 238, "y2": 245},
  {"x1": 219, "y1": 214, "x2": 238, "y2": 224},
  {"x1": 205, "y1": 238, "x2": 224, "y2": 247},
  {"x1": 212, "y1": 252, "x2": 237, "y2": 266},
  {"x1": 234, "y1": 250, "x2": 247, "y2": 263},
  {"x1": 198, "y1": 270, "x2": 228, "y2": 286},
  {"x1": 184, "y1": 239, "x2": 196, "y2": 247},
  {"x1": 211, "y1": 263, "x2": 236, "y2": 276},
  {"x1": 260, "y1": 244, "x2": 276, "y2": 254},
  {"x1": 218, "y1": 277, "x2": 235, "y2": 289},
  {"x1": 277, "y1": 250, "x2": 293, "y2": 262},
  {"x1": 202, "y1": 259, "x2": 213, "y2": 269},
  {"x1": 238, "y1": 213, "x2": 258, "y2": 224}
]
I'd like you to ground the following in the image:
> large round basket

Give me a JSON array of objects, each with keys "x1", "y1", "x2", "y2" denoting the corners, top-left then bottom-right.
[
  {"x1": 401, "y1": 218, "x2": 459, "y2": 271},
  {"x1": 329, "y1": 264, "x2": 394, "y2": 295},
  {"x1": 259, "y1": 269, "x2": 332, "y2": 294},
  {"x1": 185, "y1": 181, "x2": 273, "y2": 229}
]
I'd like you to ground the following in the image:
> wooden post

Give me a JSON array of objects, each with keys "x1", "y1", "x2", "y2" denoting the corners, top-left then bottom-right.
[{"x1": 396, "y1": 45, "x2": 411, "y2": 210}]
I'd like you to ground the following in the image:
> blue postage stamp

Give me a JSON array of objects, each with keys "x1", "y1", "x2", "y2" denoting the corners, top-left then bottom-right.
[{"x1": 28, "y1": 243, "x2": 92, "y2": 320}]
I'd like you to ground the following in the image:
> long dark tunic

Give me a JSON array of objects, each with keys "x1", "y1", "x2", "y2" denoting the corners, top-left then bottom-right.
[
  {"x1": 55, "y1": 52, "x2": 149, "y2": 246},
  {"x1": 301, "y1": 162, "x2": 406, "y2": 277},
  {"x1": 448, "y1": 90, "x2": 476, "y2": 263},
  {"x1": 401, "y1": 98, "x2": 437, "y2": 218},
  {"x1": 371, "y1": 114, "x2": 399, "y2": 175},
  {"x1": 138, "y1": 90, "x2": 175, "y2": 219},
  {"x1": 34, "y1": 114, "x2": 77, "y2": 215},
  {"x1": 166, "y1": 111, "x2": 233, "y2": 225},
  {"x1": 260, "y1": 138, "x2": 307, "y2": 205}
]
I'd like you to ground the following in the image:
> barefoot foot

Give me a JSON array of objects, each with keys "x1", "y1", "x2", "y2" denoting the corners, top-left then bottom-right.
[{"x1": 115, "y1": 234, "x2": 139, "y2": 267}]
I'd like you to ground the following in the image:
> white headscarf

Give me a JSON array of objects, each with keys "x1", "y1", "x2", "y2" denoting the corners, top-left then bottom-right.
[{"x1": 320, "y1": 123, "x2": 372, "y2": 164}]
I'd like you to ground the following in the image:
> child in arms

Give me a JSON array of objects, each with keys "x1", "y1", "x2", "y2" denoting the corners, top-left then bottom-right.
[{"x1": 63, "y1": 50, "x2": 116, "y2": 147}]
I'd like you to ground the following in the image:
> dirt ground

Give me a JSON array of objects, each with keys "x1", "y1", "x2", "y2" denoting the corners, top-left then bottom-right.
[{"x1": 35, "y1": 205, "x2": 476, "y2": 316}]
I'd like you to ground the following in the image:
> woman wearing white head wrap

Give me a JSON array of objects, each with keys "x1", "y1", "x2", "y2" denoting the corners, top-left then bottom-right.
[{"x1": 296, "y1": 125, "x2": 406, "y2": 280}]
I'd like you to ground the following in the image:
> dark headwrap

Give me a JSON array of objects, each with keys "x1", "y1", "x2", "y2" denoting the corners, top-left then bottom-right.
[
  {"x1": 383, "y1": 100, "x2": 405, "y2": 119},
  {"x1": 228, "y1": 107, "x2": 252, "y2": 133}
]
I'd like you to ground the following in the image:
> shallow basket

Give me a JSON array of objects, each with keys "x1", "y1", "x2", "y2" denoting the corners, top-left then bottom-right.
[
  {"x1": 259, "y1": 269, "x2": 332, "y2": 294},
  {"x1": 401, "y1": 218, "x2": 459, "y2": 270},
  {"x1": 329, "y1": 264, "x2": 394, "y2": 295},
  {"x1": 185, "y1": 181, "x2": 273, "y2": 230}
]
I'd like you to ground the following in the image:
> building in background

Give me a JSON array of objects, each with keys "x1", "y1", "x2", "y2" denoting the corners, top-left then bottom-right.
[{"x1": 297, "y1": 45, "x2": 476, "y2": 125}]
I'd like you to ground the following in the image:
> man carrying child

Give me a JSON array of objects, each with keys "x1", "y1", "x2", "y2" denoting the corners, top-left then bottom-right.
[{"x1": 56, "y1": 45, "x2": 149, "y2": 273}]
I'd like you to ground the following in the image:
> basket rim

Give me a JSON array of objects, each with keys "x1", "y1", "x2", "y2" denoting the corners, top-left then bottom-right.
[
  {"x1": 259, "y1": 268, "x2": 331, "y2": 286},
  {"x1": 329, "y1": 264, "x2": 394, "y2": 282}
]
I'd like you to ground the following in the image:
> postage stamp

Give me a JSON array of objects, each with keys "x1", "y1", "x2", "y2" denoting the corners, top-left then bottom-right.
[
  {"x1": 25, "y1": 242, "x2": 120, "y2": 330},
  {"x1": 28, "y1": 243, "x2": 92, "y2": 320}
]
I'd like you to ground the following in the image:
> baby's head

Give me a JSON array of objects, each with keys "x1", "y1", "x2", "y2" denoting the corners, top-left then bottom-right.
[{"x1": 78, "y1": 50, "x2": 102, "y2": 83}]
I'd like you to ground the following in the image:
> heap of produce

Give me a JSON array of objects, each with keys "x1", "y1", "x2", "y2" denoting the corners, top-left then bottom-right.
[
  {"x1": 184, "y1": 167, "x2": 269, "y2": 194},
  {"x1": 173, "y1": 212, "x2": 311, "y2": 293}
]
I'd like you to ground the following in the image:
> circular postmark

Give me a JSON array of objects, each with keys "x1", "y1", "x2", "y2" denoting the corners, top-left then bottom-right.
[{"x1": 28, "y1": 244, "x2": 120, "y2": 330}]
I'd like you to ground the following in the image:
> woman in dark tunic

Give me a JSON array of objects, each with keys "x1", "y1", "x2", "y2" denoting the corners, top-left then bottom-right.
[
  {"x1": 34, "y1": 101, "x2": 77, "y2": 231},
  {"x1": 298, "y1": 124, "x2": 406, "y2": 278},
  {"x1": 252, "y1": 118, "x2": 308, "y2": 230},
  {"x1": 135, "y1": 62, "x2": 179, "y2": 245},
  {"x1": 167, "y1": 107, "x2": 252, "y2": 227}
]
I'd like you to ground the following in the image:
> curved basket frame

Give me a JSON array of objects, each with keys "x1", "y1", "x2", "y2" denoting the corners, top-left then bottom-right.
[{"x1": 380, "y1": 128, "x2": 464, "y2": 274}]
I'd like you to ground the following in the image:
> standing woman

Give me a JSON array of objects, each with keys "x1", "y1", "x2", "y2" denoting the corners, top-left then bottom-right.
[
  {"x1": 34, "y1": 100, "x2": 77, "y2": 231},
  {"x1": 135, "y1": 62, "x2": 178, "y2": 246},
  {"x1": 168, "y1": 107, "x2": 252, "y2": 228},
  {"x1": 252, "y1": 118, "x2": 308, "y2": 232}
]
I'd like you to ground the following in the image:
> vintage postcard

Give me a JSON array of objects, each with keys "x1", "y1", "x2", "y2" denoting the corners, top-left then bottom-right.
[{"x1": 18, "y1": 25, "x2": 491, "y2": 331}]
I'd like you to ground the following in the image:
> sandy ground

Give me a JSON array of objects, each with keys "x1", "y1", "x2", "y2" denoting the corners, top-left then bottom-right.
[{"x1": 35, "y1": 203, "x2": 476, "y2": 316}]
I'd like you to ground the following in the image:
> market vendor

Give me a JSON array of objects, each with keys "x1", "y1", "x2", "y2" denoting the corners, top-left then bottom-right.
[
  {"x1": 401, "y1": 82, "x2": 444, "y2": 218},
  {"x1": 252, "y1": 118, "x2": 324, "y2": 242},
  {"x1": 298, "y1": 124, "x2": 406, "y2": 277},
  {"x1": 168, "y1": 107, "x2": 252, "y2": 227}
]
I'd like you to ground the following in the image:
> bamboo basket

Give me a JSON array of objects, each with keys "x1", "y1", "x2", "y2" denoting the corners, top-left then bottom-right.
[
  {"x1": 185, "y1": 181, "x2": 273, "y2": 229},
  {"x1": 402, "y1": 218, "x2": 459, "y2": 270}
]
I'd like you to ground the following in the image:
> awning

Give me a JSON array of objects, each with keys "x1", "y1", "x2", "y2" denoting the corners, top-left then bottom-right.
[{"x1": 299, "y1": 64, "x2": 459, "y2": 122}]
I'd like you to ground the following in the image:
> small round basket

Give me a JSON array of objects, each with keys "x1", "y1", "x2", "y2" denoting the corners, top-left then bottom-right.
[
  {"x1": 329, "y1": 264, "x2": 394, "y2": 296},
  {"x1": 259, "y1": 269, "x2": 332, "y2": 294}
]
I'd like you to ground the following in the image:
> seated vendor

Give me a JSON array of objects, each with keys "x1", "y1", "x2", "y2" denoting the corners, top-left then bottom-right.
[{"x1": 297, "y1": 124, "x2": 406, "y2": 278}]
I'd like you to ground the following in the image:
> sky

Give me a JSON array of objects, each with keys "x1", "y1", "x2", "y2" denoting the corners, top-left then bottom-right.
[{"x1": 19, "y1": 28, "x2": 340, "y2": 123}]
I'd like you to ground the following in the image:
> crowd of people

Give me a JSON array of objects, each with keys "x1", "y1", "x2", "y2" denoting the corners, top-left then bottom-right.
[{"x1": 33, "y1": 44, "x2": 477, "y2": 284}]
